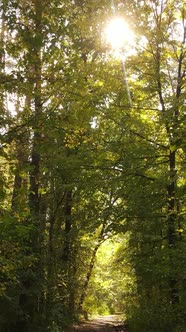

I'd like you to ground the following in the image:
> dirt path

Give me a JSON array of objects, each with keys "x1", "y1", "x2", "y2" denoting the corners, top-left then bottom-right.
[{"x1": 68, "y1": 315, "x2": 127, "y2": 332}]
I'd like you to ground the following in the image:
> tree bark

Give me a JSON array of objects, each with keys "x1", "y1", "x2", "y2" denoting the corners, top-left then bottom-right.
[
  {"x1": 11, "y1": 97, "x2": 30, "y2": 212},
  {"x1": 27, "y1": 2, "x2": 44, "y2": 330},
  {"x1": 78, "y1": 224, "x2": 106, "y2": 313}
]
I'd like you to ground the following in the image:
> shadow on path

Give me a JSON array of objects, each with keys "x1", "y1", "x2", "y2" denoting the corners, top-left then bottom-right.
[{"x1": 66, "y1": 315, "x2": 127, "y2": 332}]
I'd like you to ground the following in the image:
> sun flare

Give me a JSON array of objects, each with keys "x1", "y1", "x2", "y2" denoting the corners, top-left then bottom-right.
[{"x1": 105, "y1": 17, "x2": 133, "y2": 50}]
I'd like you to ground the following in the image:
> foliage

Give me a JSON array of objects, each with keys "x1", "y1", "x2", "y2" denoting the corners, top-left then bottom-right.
[{"x1": 0, "y1": 0, "x2": 185, "y2": 331}]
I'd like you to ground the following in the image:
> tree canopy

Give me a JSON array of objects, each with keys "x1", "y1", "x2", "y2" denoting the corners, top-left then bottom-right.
[{"x1": 0, "y1": 1, "x2": 186, "y2": 331}]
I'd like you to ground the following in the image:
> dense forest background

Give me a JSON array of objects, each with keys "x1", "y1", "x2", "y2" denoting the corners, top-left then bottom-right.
[{"x1": 0, "y1": 0, "x2": 186, "y2": 331}]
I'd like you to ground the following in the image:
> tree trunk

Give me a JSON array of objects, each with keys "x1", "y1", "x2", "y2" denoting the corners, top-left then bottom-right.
[
  {"x1": 63, "y1": 190, "x2": 76, "y2": 313},
  {"x1": 63, "y1": 191, "x2": 73, "y2": 259},
  {"x1": 167, "y1": 148, "x2": 179, "y2": 304},
  {"x1": 27, "y1": 2, "x2": 44, "y2": 330},
  {"x1": 11, "y1": 97, "x2": 30, "y2": 212},
  {"x1": 78, "y1": 224, "x2": 106, "y2": 313}
]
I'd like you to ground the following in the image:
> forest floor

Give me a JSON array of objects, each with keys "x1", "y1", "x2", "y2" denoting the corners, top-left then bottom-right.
[{"x1": 66, "y1": 315, "x2": 127, "y2": 332}]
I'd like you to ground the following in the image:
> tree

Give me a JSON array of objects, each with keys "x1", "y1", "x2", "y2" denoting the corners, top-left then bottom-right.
[
  {"x1": 104, "y1": 1, "x2": 186, "y2": 330},
  {"x1": 0, "y1": 0, "x2": 185, "y2": 331}
]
